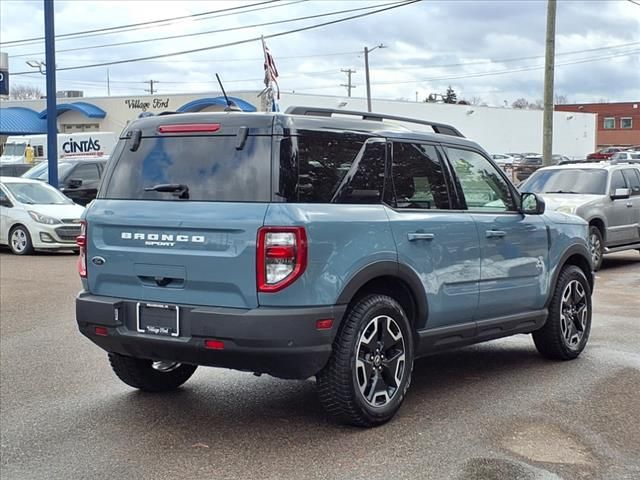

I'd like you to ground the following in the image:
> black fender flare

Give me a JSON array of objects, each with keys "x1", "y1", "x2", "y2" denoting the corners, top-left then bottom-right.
[
  {"x1": 545, "y1": 244, "x2": 594, "y2": 308},
  {"x1": 336, "y1": 261, "x2": 429, "y2": 329}
]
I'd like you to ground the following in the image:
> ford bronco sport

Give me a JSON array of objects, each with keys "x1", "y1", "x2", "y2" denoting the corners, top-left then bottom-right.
[{"x1": 76, "y1": 107, "x2": 594, "y2": 427}]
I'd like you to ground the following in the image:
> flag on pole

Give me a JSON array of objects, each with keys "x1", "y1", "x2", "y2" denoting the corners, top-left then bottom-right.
[{"x1": 259, "y1": 37, "x2": 280, "y2": 112}]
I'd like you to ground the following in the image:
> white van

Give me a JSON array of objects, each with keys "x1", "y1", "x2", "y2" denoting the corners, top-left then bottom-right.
[{"x1": 0, "y1": 132, "x2": 117, "y2": 164}]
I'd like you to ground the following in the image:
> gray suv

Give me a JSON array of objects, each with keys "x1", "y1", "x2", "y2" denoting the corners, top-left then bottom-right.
[{"x1": 520, "y1": 161, "x2": 640, "y2": 270}]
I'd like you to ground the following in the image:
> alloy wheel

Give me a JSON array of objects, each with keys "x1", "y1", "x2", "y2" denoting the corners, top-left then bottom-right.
[
  {"x1": 560, "y1": 280, "x2": 589, "y2": 349},
  {"x1": 11, "y1": 229, "x2": 28, "y2": 253},
  {"x1": 355, "y1": 315, "x2": 406, "y2": 407},
  {"x1": 589, "y1": 232, "x2": 602, "y2": 267}
]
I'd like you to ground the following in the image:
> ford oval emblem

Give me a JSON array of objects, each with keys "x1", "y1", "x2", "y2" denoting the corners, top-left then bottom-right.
[{"x1": 91, "y1": 256, "x2": 106, "y2": 266}]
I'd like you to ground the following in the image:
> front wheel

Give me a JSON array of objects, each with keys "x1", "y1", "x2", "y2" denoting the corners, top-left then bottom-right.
[
  {"x1": 532, "y1": 265, "x2": 592, "y2": 360},
  {"x1": 9, "y1": 225, "x2": 34, "y2": 255},
  {"x1": 108, "y1": 353, "x2": 197, "y2": 392},
  {"x1": 317, "y1": 294, "x2": 414, "y2": 427}
]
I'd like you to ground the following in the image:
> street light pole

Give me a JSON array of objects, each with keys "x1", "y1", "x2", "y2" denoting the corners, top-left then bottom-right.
[
  {"x1": 364, "y1": 47, "x2": 371, "y2": 112},
  {"x1": 364, "y1": 43, "x2": 385, "y2": 112},
  {"x1": 44, "y1": 0, "x2": 58, "y2": 188}
]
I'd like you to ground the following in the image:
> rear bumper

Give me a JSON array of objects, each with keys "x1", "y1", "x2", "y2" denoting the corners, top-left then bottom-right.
[{"x1": 76, "y1": 292, "x2": 346, "y2": 379}]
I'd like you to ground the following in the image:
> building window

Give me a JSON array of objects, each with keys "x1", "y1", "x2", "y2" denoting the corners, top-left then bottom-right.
[
  {"x1": 61, "y1": 123, "x2": 100, "y2": 133},
  {"x1": 603, "y1": 117, "x2": 615, "y2": 129},
  {"x1": 620, "y1": 117, "x2": 633, "y2": 129}
]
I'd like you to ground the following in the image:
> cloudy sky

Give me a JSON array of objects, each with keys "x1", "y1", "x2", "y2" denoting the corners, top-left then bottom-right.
[{"x1": 1, "y1": 0, "x2": 638, "y2": 106}]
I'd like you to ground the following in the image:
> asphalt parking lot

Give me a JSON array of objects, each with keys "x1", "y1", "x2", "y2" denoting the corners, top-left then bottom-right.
[{"x1": 0, "y1": 250, "x2": 638, "y2": 480}]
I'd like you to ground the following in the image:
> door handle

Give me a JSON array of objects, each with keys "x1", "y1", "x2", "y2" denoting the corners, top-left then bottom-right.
[
  {"x1": 486, "y1": 230, "x2": 507, "y2": 238},
  {"x1": 407, "y1": 232, "x2": 435, "y2": 241}
]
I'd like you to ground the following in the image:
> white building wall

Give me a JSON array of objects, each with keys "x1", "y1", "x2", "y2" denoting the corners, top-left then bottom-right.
[{"x1": 2, "y1": 90, "x2": 596, "y2": 158}]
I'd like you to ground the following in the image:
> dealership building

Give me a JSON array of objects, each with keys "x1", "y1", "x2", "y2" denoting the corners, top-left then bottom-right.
[{"x1": 1, "y1": 90, "x2": 598, "y2": 158}]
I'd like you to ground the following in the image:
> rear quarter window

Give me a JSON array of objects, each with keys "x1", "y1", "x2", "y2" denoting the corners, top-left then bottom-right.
[{"x1": 101, "y1": 135, "x2": 272, "y2": 202}]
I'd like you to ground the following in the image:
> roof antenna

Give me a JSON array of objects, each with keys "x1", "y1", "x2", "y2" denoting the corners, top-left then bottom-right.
[{"x1": 216, "y1": 73, "x2": 242, "y2": 112}]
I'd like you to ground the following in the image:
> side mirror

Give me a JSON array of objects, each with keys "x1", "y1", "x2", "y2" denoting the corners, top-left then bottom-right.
[
  {"x1": 610, "y1": 188, "x2": 630, "y2": 200},
  {"x1": 68, "y1": 178, "x2": 83, "y2": 188},
  {"x1": 0, "y1": 198, "x2": 12, "y2": 208},
  {"x1": 521, "y1": 192, "x2": 545, "y2": 215}
]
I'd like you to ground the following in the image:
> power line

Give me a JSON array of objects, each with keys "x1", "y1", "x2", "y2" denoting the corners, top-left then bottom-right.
[
  {"x1": 10, "y1": 2, "x2": 401, "y2": 59},
  {"x1": 290, "y1": 49, "x2": 640, "y2": 91},
  {"x1": 0, "y1": 1, "x2": 284, "y2": 46},
  {"x1": 12, "y1": 0, "x2": 420, "y2": 75},
  {"x1": 627, "y1": 0, "x2": 640, "y2": 6}
]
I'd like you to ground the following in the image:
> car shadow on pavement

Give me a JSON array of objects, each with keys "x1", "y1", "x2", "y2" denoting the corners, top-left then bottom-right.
[
  {"x1": 599, "y1": 253, "x2": 640, "y2": 271},
  {"x1": 92, "y1": 340, "x2": 555, "y2": 437}
]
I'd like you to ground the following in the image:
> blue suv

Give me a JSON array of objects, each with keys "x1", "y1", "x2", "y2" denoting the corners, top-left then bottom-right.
[{"x1": 75, "y1": 107, "x2": 594, "y2": 427}]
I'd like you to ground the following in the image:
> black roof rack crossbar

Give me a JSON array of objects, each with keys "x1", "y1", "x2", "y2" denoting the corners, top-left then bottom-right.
[{"x1": 284, "y1": 106, "x2": 465, "y2": 138}]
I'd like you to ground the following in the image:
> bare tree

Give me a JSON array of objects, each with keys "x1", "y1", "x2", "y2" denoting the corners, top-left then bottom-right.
[
  {"x1": 512, "y1": 98, "x2": 530, "y2": 109},
  {"x1": 554, "y1": 94, "x2": 569, "y2": 105},
  {"x1": 468, "y1": 96, "x2": 485, "y2": 106},
  {"x1": 530, "y1": 99, "x2": 544, "y2": 110},
  {"x1": 8, "y1": 84, "x2": 44, "y2": 100}
]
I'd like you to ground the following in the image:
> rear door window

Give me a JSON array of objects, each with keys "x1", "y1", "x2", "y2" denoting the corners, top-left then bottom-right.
[
  {"x1": 609, "y1": 170, "x2": 627, "y2": 192},
  {"x1": 622, "y1": 169, "x2": 640, "y2": 195},
  {"x1": 278, "y1": 131, "x2": 385, "y2": 204},
  {"x1": 72, "y1": 163, "x2": 101, "y2": 183},
  {"x1": 388, "y1": 142, "x2": 450, "y2": 209},
  {"x1": 102, "y1": 135, "x2": 272, "y2": 201}
]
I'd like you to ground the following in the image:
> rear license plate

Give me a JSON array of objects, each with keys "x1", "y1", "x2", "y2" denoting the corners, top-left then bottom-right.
[{"x1": 136, "y1": 303, "x2": 180, "y2": 337}]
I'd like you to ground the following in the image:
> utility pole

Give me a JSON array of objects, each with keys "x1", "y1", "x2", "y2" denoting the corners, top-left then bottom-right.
[
  {"x1": 542, "y1": 0, "x2": 557, "y2": 167},
  {"x1": 145, "y1": 79, "x2": 158, "y2": 95},
  {"x1": 106, "y1": 68, "x2": 110, "y2": 96},
  {"x1": 340, "y1": 68, "x2": 356, "y2": 97},
  {"x1": 44, "y1": 0, "x2": 58, "y2": 188}
]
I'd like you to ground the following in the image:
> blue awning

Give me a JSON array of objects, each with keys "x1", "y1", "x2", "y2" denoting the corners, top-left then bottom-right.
[
  {"x1": 39, "y1": 101, "x2": 107, "y2": 119},
  {"x1": 177, "y1": 96, "x2": 257, "y2": 113},
  {"x1": 0, "y1": 107, "x2": 48, "y2": 135}
]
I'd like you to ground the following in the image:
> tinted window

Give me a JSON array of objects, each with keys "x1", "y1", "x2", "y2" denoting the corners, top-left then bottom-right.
[
  {"x1": 622, "y1": 169, "x2": 640, "y2": 195},
  {"x1": 102, "y1": 135, "x2": 271, "y2": 201},
  {"x1": 0, "y1": 187, "x2": 10, "y2": 204},
  {"x1": 389, "y1": 143, "x2": 449, "y2": 209},
  {"x1": 447, "y1": 147, "x2": 515, "y2": 211},
  {"x1": 278, "y1": 131, "x2": 383, "y2": 203},
  {"x1": 72, "y1": 163, "x2": 101, "y2": 183},
  {"x1": 521, "y1": 169, "x2": 607, "y2": 195},
  {"x1": 610, "y1": 170, "x2": 627, "y2": 192}
]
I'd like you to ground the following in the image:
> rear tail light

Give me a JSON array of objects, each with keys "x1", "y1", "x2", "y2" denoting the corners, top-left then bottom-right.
[
  {"x1": 257, "y1": 227, "x2": 307, "y2": 293},
  {"x1": 76, "y1": 220, "x2": 87, "y2": 278}
]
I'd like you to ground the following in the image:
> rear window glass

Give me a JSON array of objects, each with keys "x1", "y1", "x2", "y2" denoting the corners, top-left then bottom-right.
[
  {"x1": 101, "y1": 135, "x2": 271, "y2": 201},
  {"x1": 278, "y1": 131, "x2": 385, "y2": 203}
]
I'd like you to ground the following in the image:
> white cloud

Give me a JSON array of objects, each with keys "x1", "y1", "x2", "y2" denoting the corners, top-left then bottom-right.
[{"x1": 1, "y1": 0, "x2": 638, "y2": 105}]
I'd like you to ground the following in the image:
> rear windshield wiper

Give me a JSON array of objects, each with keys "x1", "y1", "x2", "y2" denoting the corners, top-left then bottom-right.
[{"x1": 144, "y1": 183, "x2": 190, "y2": 199}]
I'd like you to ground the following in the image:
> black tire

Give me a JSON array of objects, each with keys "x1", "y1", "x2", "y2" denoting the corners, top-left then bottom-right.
[
  {"x1": 532, "y1": 265, "x2": 592, "y2": 360},
  {"x1": 317, "y1": 294, "x2": 414, "y2": 427},
  {"x1": 9, "y1": 225, "x2": 34, "y2": 255},
  {"x1": 108, "y1": 353, "x2": 197, "y2": 392},
  {"x1": 588, "y1": 225, "x2": 604, "y2": 271}
]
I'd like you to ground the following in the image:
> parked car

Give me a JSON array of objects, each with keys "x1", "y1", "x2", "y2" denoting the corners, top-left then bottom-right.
[
  {"x1": 610, "y1": 151, "x2": 640, "y2": 162},
  {"x1": 491, "y1": 154, "x2": 516, "y2": 166},
  {"x1": 22, "y1": 158, "x2": 108, "y2": 206},
  {"x1": 514, "y1": 155, "x2": 543, "y2": 181},
  {"x1": 0, "y1": 177, "x2": 85, "y2": 255},
  {"x1": 587, "y1": 147, "x2": 624, "y2": 160},
  {"x1": 0, "y1": 163, "x2": 33, "y2": 178},
  {"x1": 520, "y1": 161, "x2": 640, "y2": 270},
  {"x1": 75, "y1": 107, "x2": 594, "y2": 427}
]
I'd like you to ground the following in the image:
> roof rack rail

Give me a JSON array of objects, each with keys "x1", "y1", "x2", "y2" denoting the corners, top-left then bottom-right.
[{"x1": 284, "y1": 106, "x2": 465, "y2": 138}]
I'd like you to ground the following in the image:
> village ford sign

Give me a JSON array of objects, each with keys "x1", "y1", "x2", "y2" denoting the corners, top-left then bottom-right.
[{"x1": 124, "y1": 98, "x2": 170, "y2": 112}]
